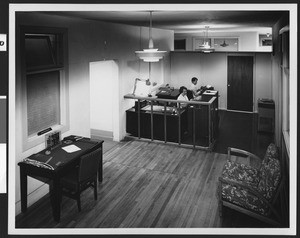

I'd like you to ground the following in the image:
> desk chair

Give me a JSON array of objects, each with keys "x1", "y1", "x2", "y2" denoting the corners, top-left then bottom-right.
[
  {"x1": 60, "y1": 147, "x2": 102, "y2": 212},
  {"x1": 187, "y1": 90, "x2": 194, "y2": 100}
]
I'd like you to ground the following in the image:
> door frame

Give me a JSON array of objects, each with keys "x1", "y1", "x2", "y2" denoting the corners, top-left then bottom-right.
[{"x1": 226, "y1": 53, "x2": 256, "y2": 113}]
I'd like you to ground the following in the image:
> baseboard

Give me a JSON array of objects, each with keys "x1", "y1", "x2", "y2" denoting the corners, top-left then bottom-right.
[
  {"x1": 91, "y1": 129, "x2": 113, "y2": 140},
  {"x1": 211, "y1": 108, "x2": 257, "y2": 114},
  {"x1": 225, "y1": 109, "x2": 257, "y2": 114},
  {"x1": 15, "y1": 183, "x2": 49, "y2": 215}
]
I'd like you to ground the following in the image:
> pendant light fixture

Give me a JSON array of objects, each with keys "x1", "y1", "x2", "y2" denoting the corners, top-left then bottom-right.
[
  {"x1": 135, "y1": 11, "x2": 166, "y2": 62},
  {"x1": 199, "y1": 26, "x2": 215, "y2": 53},
  {"x1": 220, "y1": 39, "x2": 229, "y2": 47}
]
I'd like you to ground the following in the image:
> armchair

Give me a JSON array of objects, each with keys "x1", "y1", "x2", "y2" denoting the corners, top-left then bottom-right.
[{"x1": 217, "y1": 144, "x2": 284, "y2": 226}]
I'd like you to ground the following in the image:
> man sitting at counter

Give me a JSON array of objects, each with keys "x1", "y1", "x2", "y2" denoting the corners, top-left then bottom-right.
[
  {"x1": 190, "y1": 77, "x2": 202, "y2": 98},
  {"x1": 177, "y1": 86, "x2": 189, "y2": 108}
]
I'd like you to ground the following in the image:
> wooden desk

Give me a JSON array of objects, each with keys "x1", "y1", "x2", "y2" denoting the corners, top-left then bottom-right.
[{"x1": 18, "y1": 136, "x2": 103, "y2": 222}]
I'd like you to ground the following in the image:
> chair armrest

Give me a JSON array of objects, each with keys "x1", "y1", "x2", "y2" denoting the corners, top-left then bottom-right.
[{"x1": 227, "y1": 147, "x2": 262, "y2": 168}]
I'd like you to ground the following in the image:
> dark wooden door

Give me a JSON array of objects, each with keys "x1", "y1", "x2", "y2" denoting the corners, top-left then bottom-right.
[{"x1": 227, "y1": 56, "x2": 253, "y2": 112}]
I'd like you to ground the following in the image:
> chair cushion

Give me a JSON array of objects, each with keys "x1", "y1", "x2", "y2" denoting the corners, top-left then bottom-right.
[
  {"x1": 221, "y1": 161, "x2": 260, "y2": 187},
  {"x1": 258, "y1": 143, "x2": 281, "y2": 200},
  {"x1": 221, "y1": 184, "x2": 269, "y2": 215},
  {"x1": 258, "y1": 157, "x2": 281, "y2": 200},
  {"x1": 263, "y1": 143, "x2": 279, "y2": 163},
  {"x1": 220, "y1": 161, "x2": 268, "y2": 215}
]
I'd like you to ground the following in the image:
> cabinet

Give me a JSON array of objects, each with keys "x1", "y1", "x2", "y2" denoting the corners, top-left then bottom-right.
[
  {"x1": 187, "y1": 94, "x2": 218, "y2": 147},
  {"x1": 187, "y1": 105, "x2": 209, "y2": 143},
  {"x1": 126, "y1": 106, "x2": 187, "y2": 143},
  {"x1": 257, "y1": 99, "x2": 275, "y2": 133}
]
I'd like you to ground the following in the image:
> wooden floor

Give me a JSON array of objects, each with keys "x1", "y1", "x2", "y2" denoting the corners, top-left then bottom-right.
[
  {"x1": 213, "y1": 110, "x2": 274, "y2": 158},
  {"x1": 17, "y1": 140, "x2": 228, "y2": 228},
  {"x1": 16, "y1": 111, "x2": 276, "y2": 229}
]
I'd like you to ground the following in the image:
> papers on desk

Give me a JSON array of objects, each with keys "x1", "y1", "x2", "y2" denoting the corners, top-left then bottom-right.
[
  {"x1": 203, "y1": 90, "x2": 217, "y2": 95},
  {"x1": 193, "y1": 96, "x2": 202, "y2": 101},
  {"x1": 62, "y1": 144, "x2": 81, "y2": 153}
]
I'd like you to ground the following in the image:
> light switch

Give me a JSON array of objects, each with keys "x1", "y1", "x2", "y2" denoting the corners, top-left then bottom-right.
[{"x1": 0, "y1": 34, "x2": 7, "y2": 51}]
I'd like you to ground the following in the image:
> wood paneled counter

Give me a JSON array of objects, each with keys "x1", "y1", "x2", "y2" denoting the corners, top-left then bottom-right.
[
  {"x1": 126, "y1": 105, "x2": 187, "y2": 143},
  {"x1": 124, "y1": 93, "x2": 218, "y2": 150}
]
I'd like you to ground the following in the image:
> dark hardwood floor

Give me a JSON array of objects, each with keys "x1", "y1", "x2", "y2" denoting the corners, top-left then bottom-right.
[
  {"x1": 16, "y1": 140, "x2": 226, "y2": 228},
  {"x1": 214, "y1": 110, "x2": 274, "y2": 158},
  {"x1": 16, "y1": 111, "x2": 276, "y2": 229}
]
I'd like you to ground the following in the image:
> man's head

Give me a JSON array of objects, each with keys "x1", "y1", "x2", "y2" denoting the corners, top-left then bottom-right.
[{"x1": 191, "y1": 77, "x2": 198, "y2": 85}]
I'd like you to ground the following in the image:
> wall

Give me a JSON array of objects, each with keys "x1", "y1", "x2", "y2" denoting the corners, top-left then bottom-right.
[
  {"x1": 15, "y1": 12, "x2": 173, "y2": 214},
  {"x1": 175, "y1": 31, "x2": 272, "y2": 52},
  {"x1": 170, "y1": 52, "x2": 272, "y2": 111},
  {"x1": 255, "y1": 53, "x2": 272, "y2": 104},
  {"x1": 271, "y1": 13, "x2": 289, "y2": 145}
]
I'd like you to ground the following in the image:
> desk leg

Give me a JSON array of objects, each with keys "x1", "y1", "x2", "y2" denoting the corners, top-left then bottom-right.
[
  {"x1": 50, "y1": 177, "x2": 61, "y2": 222},
  {"x1": 20, "y1": 168, "x2": 27, "y2": 213},
  {"x1": 98, "y1": 147, "x2": 103, "y2": 182}
]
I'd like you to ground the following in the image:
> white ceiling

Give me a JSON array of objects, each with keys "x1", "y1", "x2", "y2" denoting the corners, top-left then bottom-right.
[{"x1": 45, "y1": 10, "x2": 286, "y2": 34}]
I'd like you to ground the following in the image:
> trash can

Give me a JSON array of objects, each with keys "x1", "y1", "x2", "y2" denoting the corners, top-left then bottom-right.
[{"x1": 257, "y1": 99, "x2": 275, "y2": 133}]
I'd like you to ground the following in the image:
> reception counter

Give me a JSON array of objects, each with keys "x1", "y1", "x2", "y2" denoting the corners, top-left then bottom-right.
[
  {"x1": 126, "y1": 105, "x2": 187, "y2": 143},
  {"x1": 124, "y1": 92, "x2": 218, "y2": 150}
]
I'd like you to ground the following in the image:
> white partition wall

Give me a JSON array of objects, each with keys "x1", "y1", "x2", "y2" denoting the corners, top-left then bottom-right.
[
  {"x1": 90, "y1": 60, "x2": 120, "y2": 141},
  {"x1": 170, "y1": 52, "x2": 272, "y2": 111}
]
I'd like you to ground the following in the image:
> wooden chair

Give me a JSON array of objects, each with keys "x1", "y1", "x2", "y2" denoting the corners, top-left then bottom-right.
[
  {"x1": 217, "y1": 144, "x2": 285, "y2": 226},
  {"x1": 60, "y1": 147, "x2": 102, "y2": 211},
  {"x1": 187, "y1": 90, "x2": 194, "y2": 100}
]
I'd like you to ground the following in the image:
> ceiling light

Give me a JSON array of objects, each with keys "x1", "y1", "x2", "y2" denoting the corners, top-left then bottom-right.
[
  {"x1": 135, "y1": 11, "x2": 166, "y2": 62},
  {"x1": 198, "y1": 26, "x2": 215, "y2": 53},
  {"x1": 220, "y1": 39, "x2": 229, "y2": 47}
]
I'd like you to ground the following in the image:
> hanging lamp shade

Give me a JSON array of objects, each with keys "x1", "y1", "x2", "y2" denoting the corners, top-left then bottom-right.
[
  {"x1": 199, "y1": 26, "x2": 215, "y2": 53},
  {"x1": 135, "y1": 11, "x2": 166, "y2": 62},
  {"x1": 220, "y1": 39, "x2": 229, "y2": 47}
]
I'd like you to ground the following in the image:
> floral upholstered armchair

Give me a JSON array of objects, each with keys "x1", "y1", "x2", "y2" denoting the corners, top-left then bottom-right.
[{"x1": 217, "y1": 144, "x2": 284, "y2": 226}]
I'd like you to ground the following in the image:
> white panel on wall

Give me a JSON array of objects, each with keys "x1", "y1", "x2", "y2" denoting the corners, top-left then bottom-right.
[
  {"x1": 255, "y1": 53, "x2": 272, "y2": 111},
  {"x1": 170, "y1": 52, "x2": 272, "y2": 111},
  {"x1": 90, "y1": 60, "x2": 119, "y2": 139},
  {"x1": 170, "y1": 52, "x2": 201, "y2": 89},
  {"x1": 170, "y1": 52, "x2": 227, "y2": 109},
  {"x1": 200, "y1": 53, "x2": 227, "y2": 110}
]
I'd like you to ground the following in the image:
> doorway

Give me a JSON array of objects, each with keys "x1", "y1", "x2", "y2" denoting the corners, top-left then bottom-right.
[
  {"x1": 227, "y1": 55, "x2": 254, "y2": 112},
  {"x1": 89, "y1": 60, "x2": 120, "y2": 141}
]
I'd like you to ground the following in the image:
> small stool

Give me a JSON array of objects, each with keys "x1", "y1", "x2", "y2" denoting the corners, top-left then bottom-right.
[{"x1": 257, "y1": 99, "x2": 275, "y2": 133}]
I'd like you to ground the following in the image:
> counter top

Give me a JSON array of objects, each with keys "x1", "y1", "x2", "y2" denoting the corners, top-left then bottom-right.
[
  {"x1": 124, "y1": 93, "x2": 217, "y2": 106},
  {"x1": 127, "y1": 104, "x2": 185, "y2": 116}
]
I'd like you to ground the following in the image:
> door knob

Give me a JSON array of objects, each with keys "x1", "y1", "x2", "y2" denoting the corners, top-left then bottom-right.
[{"x1": 228, "y1": 84, "x2": 230, "y2": 87}]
